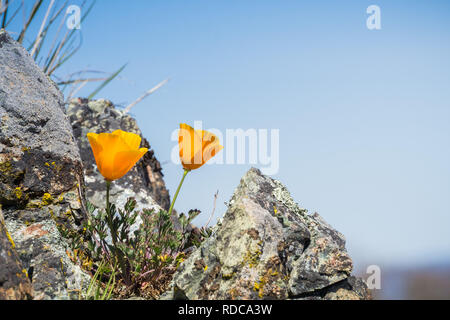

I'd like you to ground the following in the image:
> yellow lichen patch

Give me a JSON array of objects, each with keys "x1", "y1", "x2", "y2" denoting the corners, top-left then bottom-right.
[
  {"x1": 15, "y1": 187, "x2": 22, "y2": 199},
  {"x1": 5, "y1": 228, "x2": 15, "y2": 248},
  {"x1": 204, "y1": 265, "x2": 208, "y2": 272},
  {"x1": 243, "y1": 246, "x2": 262, "y2": 268},
  {"x1": 60, "y1": 257, "x2": 67, "y2": 275},
  {"x1": 253, "y1": 276, "x2": 266, "y2": 298},
  {"x1": 66, "y1": 249, "x2": 93, "y2": 271},
  {"x1": 41, "y1": 193, "x2": 53, "y2": 206},
  {"x1": 0, "y1": 161, "x2": 12, "y2": 173}
]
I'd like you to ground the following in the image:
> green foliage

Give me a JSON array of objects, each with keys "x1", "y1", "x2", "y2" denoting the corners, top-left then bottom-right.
[
  {"x1": 73, "y1": 197, "x2": 212, "y2": 298},
  {"x1": 85, "y1": 259, "x2": 116, "y2": 300},
  {"x1": 178, "y1": 209, "x2": 214, "y2": 249}
]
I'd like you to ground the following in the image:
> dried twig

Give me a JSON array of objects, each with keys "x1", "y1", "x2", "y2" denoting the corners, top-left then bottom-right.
[
  {"x1": 30, "y1": 0, "x2": 67, "y2": 59},
  {"x1": 205, "y1": 190, "x2": 219, "y2": 228},
  {"x1": 66, "y1": 79, "x2": 89, "y2": 102},
  {"x1": 30, "y1": 0, "x2": 55, "y2": 57},
  {"x1": 57, "y1": 77, "x2": 109, "y2": 86},
  {"x1": 123, "y1": 78, "x2": 169, "y2": 114},
  {"x1": 45, "y1": 0, "x2": 95, "y2": 75},
  {"x1": 43, "y1": 1, "x2": 69, "y2": 69}
]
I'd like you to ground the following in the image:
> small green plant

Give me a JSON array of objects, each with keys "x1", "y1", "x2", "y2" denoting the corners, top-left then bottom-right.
[
  {"x1": 85, "y1": 259, "x2": 116, "y2": 300},
  {"x1": 178, "y1": 209, "x2": 213, "y2": 249},
  {"x1": 75, "y1": 197, "x2": 213, "y2": 298},
  {"x1": 68, "y1": 127, "x2": 222, "y2": 299}
]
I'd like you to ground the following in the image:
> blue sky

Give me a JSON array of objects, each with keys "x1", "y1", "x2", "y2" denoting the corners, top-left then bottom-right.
[{"x1": 7, "y1": 0, "x2": 450, "y2": 271}]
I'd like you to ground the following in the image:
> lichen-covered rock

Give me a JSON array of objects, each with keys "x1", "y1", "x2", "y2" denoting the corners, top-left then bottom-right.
[
  {"x1": 67, "y1": 98, "x2": 170, "y2": 223},
  {"x1": 166, "y1": 168, "x2": 370, "y2": 300},
  {"x1": 0, "y1": 209, "x2": 33, "y2": 300},
  {"x1": 0, "y1": 29, "x2": 90, "y2": 299}
]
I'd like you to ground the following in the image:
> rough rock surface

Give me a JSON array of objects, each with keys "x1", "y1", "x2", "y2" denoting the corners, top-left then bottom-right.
[
  {"x1": 0, "y1": 30, "x2": 90, "y2": 299},
  {"x1": 165, "y1": 168, "x2": 370, "y2": 300},
  {"x1": 0, "y1": 209, "x2": 33, "y2": 300},
  {"x1": 67, "y1": 98, "x2": 170, "y2": 221}
]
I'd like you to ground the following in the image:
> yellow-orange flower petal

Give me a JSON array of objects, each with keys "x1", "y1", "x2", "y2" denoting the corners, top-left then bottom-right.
[
  {"x1": 112, "y1": 129, "x2": 142, "y2": 150},
  {"x1": 178, "y1": 123, "x2": 223, "y2": 171},
  {"x1": 87, "y1": 130, "x2": 148, "y2": 181}
]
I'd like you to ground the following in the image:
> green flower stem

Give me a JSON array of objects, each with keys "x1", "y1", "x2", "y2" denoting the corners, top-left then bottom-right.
[
  {"x1": 105, "y1": 180, "x2": 117, "y2": 245},
  {"x1": 105, "y1": 179, "x2": 128, "y2": 284},
  {"x1": 168, "y1": 169, "x2": 189, "y2": 216}
]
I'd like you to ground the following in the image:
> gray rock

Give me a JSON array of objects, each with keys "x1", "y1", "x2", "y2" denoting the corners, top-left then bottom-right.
[
  {"x1": 167, "y1": 168, "x2": 370, "y2": 300},
  {"x1": 67, "y1": 98, "x2": 171, "y2": 233},
  {"x1": 0, "y1": 208, "x2": 33, "y2": 300},
  {"x1": 0, "y1": 29, "x2": 90, "y2": 300}
]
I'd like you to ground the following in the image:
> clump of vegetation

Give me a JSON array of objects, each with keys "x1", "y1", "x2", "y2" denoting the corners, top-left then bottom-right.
[
  {"x1": 72, "y1": 198, "x2": 211, "y2": 299},
  {"x1": 64, "y1": 125, "x2": 222, "y2": 299}
]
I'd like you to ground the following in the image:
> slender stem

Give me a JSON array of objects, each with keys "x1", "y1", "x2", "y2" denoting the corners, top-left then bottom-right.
[
  {"x1": 106, "y1": 180, "x2": 110, "y2": 208},
  {"x1": 105, "y1": 180, "x2": 116, "y2": 245},
  {"x1": 105, "y1": 179, "x2": 128, "y2": 285},
  {"x1": 168, "y1": 169, "x2": 189, "y2": 216}
]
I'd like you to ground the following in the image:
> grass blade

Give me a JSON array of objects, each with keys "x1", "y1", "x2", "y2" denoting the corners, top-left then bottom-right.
[
  {"x1": 5, "y1": 3, "x2": 22, "y2": 28},
  {"x1": 88, "y1": 64, "x2": 127, "y2": 100},
  {"x1": 86, "y1": 260, "x2": 104, "y2": 299},
  {"x1": 1, "y1": 0, "x2": 9, "y2": 28},
  {"x1": 17, "y1": 0, "x2": 43, "y2": 44},
  {"x1": 30, "y1": 0, "x2": 68, "y2": 60},
  {"x1": 101, "y1": 265, "x2": 116, "y2": 300}
]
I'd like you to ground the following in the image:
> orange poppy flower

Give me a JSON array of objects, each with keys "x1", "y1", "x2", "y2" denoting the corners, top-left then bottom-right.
[
  {"x1": 178, "y1": 123, "x2": 223, "y2": 171},
  {"x1": 87, "y1": 130, "x2": 148, "y2": 181}
]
